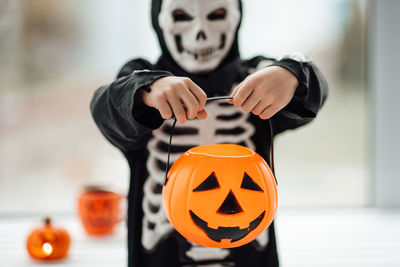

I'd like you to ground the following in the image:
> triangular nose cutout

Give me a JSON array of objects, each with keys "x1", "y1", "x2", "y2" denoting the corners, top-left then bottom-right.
[
  {"x1": 196, "y1": 30, "x2": 207, "y2": 41},
  {"x1": 217, "y1": 190, "x2": 243, "y2": 215}
]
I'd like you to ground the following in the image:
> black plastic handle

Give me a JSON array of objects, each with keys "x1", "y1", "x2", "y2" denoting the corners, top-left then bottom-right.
[{"x1": 164, "y1": 96, "x2": 276, "y2": 185}]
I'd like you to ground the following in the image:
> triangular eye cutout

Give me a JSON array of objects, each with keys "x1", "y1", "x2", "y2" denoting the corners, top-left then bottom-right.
[
  {"x1": 241, "y1": 172, "x2": 263, "y2": 192},
  {"x1": 193, "y1": 172, "x2": 220, "y2": 192}
]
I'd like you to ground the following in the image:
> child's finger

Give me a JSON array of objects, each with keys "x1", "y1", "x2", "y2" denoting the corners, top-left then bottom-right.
[
  {"x1": 157, "y1": 99, "x2": 173, "y2": 119},
  {"x1": 185, "y1": 79, "x2": 207, "y2": 110},
  {"x1": 230, "y1": 83, "x2": 241, "y2": 97},
  {"x1": 196, "y1": 109, "x2": 208, "y2": 120},
  {"x1": 232, "y1": 81, "x2": 253, "y2": 108},
  {"x1": 227, "y1": 81, "x2": 244, "y2": 104},
  {"x1": 177, "y1": 89, "x2": 199, "y2": 120},
  {"x1": 241, "y1": 92, "x2": 261, "y2": 113},
  {"x1": 259, "y1": 105, "x2": 279, "y2": 120},
  {"x1": 251, "y1": 98, "x2": 270, "y2": 116},
  {"x1": 167, "y1": 94, "x2": 187, "y2": 124}
]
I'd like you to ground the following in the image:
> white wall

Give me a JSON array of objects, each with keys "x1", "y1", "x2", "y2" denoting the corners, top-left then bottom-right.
[{"x1": 370, "y1": 0, "x2": 400, "y2": 207}]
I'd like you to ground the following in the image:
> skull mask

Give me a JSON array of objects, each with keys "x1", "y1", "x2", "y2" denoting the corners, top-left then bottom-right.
[{"x1": 158, "y1": 0, "x2": 241, "y2": 74}]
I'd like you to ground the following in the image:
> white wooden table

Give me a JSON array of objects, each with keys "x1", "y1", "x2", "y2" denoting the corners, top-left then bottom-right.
[
  {"x1": 0, "y1": 215, "x2": 127, "y2": 267},
  {"x1": 1, "y1": 208, "x2": 400, "y2": 267}
]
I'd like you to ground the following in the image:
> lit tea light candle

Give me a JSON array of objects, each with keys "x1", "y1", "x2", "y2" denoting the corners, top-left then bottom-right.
[{"x1": 42, "y1": 242, "x2": 53, "y2": 255}]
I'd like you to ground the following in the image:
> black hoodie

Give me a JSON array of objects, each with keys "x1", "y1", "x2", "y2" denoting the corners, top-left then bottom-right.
[{"x1": 90, "y1": 0, "x2": 328, "y2": 266}]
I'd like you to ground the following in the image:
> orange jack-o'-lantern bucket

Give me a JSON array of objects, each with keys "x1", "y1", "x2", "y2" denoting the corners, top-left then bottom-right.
[{"x1": 162, "y1": 96, "x2": 278, "y2": 248}]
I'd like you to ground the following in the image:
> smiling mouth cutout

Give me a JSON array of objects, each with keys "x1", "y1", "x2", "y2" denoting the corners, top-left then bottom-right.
[
  {"x1": 174, "y1": 34, "x2": 226, "y2": 60},
  {"x1": 189, "y1": 210, "x2": 265, "y2": 242}
]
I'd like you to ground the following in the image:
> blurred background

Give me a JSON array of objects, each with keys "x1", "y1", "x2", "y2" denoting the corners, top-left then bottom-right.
[
  {"x1": 0, "y1": 0, "x2": 369, "y2": 213},
  {"x1": 0, "y1": 0, "x2": 399, "y2": 266}
]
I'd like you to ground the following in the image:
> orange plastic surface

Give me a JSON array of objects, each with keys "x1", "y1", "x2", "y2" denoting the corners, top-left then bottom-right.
[{"x1": 162, "y1": 144, "x2": 277, "y2": 248}]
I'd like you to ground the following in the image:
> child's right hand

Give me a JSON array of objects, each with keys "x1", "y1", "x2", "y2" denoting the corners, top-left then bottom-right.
[{"x1": 141, "y1": 76, "x2": 208, "y2": 124}]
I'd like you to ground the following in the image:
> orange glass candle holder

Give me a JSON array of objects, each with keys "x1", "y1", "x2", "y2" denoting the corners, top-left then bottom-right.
[{"x1": 78, "y1": 188, "x2": 122, "y2": 235}]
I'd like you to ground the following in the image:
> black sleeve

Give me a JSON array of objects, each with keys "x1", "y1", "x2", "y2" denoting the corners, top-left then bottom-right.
[
  {"x1": 270, "y1": 55, "x2": 328, "y2": 134},
  {"x1": 90, "y1": 58, "x2": 173, "y2": 152},
  {"x1": 249, "y1": 54, "x2": 328, "y2": 135}
]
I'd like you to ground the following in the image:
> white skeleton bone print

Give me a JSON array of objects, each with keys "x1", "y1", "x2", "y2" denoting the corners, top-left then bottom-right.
[{"x1": 142, "y1": 60, "x2": 273, "y2": 261}]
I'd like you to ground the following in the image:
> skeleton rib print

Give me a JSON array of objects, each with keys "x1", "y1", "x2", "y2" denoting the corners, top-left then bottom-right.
[
  {"x1": 142, "y1": 100, "x2": 271, "y2": 260},
  {"x1": 142, "y1": 60, "x2": 276, "y2": 263}
]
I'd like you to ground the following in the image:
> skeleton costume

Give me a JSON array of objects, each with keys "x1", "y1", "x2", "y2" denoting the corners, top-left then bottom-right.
[{"x1": 90, "y1": 0, "x2": 328, "y2": 266}]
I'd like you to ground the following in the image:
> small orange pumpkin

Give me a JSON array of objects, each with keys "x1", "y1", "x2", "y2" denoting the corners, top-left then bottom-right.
[
  {"x1": 162, "y1": 144, "x2": 277, "y2": 248},
  {"x1": 26, "y1": 217, "x2": 71, "y2": 260}
]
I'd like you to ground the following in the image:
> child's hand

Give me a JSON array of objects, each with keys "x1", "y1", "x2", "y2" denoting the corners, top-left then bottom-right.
[
  {"x1": 228, "y1": 66, "x2": 299, "y2": 120},
  {"x1": 141, "y1": 76, "x2": 208, "y2": 124}
]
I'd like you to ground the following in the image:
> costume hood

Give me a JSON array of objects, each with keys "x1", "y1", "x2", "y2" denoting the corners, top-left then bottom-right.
[{"x1": 151, "y1": 0, "x2": 243, "y2": 81}]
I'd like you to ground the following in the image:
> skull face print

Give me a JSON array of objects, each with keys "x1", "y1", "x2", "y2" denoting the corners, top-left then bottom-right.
[{"x1": 159, "y1": 0, "x2": 241, "y2": 73}]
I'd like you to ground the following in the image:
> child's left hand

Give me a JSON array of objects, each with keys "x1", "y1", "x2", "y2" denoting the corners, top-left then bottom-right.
[{"x1": 227, "y1": 66, "x2": 299, "y2": 120}]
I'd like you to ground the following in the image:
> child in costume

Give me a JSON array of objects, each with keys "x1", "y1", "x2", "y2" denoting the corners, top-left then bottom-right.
[{"x1": 90, "y1": 0, "x2": 328, "y2": 266}]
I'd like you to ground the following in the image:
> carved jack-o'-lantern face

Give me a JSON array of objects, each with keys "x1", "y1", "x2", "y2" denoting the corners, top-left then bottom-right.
[
  {"x1": 26, "y1": 218, "x2": 71, "y2": 260},
  {"x1": 78, "y1": 190, "x2": 121, "y2": 235},
  {"x1": 162, "y1": 144, "x2": 277, "y2": 248},
  {"x1": 84, "y1": 199, "x2": 115, "y2": 227}
]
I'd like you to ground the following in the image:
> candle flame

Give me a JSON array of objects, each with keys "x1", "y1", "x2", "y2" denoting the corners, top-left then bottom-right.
[{"x1": 42, "y1": 242, "x2": 53, "y2": 255}]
